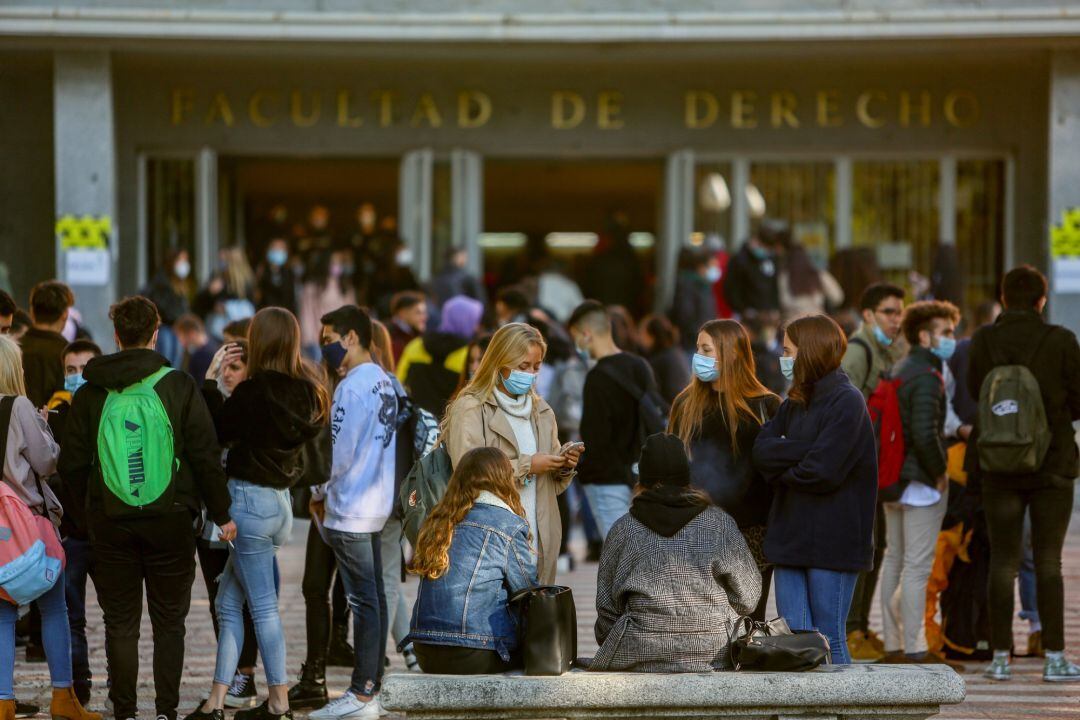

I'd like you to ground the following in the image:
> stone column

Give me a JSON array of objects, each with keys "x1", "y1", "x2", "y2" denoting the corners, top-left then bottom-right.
[
  {"x1": 1048, "y1": 50, "x2": 1080, "y2": 335},
  {"x1": 53, "y1": 50, "x2": 117, "y2": 345}
]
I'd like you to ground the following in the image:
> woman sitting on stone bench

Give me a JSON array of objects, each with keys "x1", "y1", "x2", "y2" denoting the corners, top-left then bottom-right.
[
  {"x1": 405, "y1": 447, "x2": 538, "y2": 675},
  {"x1": 591, "y1": 433, "x2": 762, "y2": 672}
]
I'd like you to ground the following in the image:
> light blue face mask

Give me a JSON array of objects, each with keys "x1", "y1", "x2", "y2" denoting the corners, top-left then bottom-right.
[
  {"x1": 780, "y1": 356, "x2": 796, "y2": 381},
  {"x1": 267, "y1": 248, "x2": 288, "y2": 267},
  {"x1": 931, "y1": 336, "x2": 957, "y2": 361},
  {"x1": 692, "y1": 353, "x2": 719, "y2": 382},
  {"x1": 872, "y1": 325, "x2": 894, "y2": 347},
  {"x1": 64, "y1": 373, "x2": 86, "y2": 395},
  {"x1": 503, "y1": 369, "x2": 536, "y2": 396}
]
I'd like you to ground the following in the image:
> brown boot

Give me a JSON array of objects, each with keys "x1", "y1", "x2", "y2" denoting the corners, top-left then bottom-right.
[
  {"x1": 1, "y1": 698, "x2": 16, "y2": 720},
  {"x1": 49, "y1": 687, "x2": 102, "y2": 720}
]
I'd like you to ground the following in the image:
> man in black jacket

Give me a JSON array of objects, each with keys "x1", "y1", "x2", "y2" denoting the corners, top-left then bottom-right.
[
  {"x1": 968, "y1": 265, "x2": 1080, "y2": 683},
  {"x1": 723, "y1": 220, "x2": 783, "y2": 318},
  {"x1": 569, "y1": 300, "x2": 660, "y2": 540},
  {"x1": 21, "y1": 280, "x2": 74, "y2": 407},
  {"x1": 58, "y1": 296, "x2": 235, "y2": 720}
]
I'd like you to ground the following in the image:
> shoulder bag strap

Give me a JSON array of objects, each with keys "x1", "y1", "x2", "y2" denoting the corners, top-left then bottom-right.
[{"x1": 0, "y1": 395, "x2": 15, "y2": 475}]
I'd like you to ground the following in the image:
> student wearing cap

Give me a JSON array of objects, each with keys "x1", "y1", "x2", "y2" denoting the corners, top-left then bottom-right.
[{"x1": 591, "y1": 433, "x2": 761, "y2": 673}]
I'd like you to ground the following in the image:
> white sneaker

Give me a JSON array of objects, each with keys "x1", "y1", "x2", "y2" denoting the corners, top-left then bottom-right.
[
  {"x1": 309, "y1": 692, "x2": 380, "y2": 720},
  {"x1": 376, "y1": 696, "x2": 389, "y2": 717}
]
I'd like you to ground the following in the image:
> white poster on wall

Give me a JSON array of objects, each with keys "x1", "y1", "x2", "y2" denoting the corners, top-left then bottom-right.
[
  {"x1": 65, "y1": 250, "x2": 110, "y2": 286},
  {"x1": 1053, "y1": 258, "x2": 1080, "y2": 293}
]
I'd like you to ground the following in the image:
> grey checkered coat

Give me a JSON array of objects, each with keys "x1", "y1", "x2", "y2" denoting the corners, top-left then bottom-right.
[{"x1": 591, "y1": 507, "x2": 762, "y2": 672}]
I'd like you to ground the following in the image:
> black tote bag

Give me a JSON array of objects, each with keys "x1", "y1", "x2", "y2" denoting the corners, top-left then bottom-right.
[
  {"x1": 728, "y1": 616, "x2": 831, "y2": 671},
  {"x1": 510, "y1": 585, "x2": 577, "y2": 676}
]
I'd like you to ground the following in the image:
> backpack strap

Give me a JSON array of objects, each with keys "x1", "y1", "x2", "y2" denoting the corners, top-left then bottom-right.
[
  {"x1": 0, "y1": 395, "x2": 14, "y2": 474},
  {"x1": 849, "y1": 337, "x2": 873, "y2": 390},
  {"x1": 139, "y1": 365, "x2": 173, "y2": 389}
]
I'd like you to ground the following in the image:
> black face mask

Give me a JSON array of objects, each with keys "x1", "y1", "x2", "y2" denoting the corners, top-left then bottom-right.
[{"x1": 320, "y1": 340, "x2": 347, "y2": 371}]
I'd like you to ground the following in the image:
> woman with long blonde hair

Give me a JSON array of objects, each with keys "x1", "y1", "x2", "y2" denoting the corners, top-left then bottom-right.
[
  {"x1": 404, "y1": 448, "x2": 537, "y2": 674},
  {"x1": 442, "y1": 322, "x2": 579, "y2": 584},
  {"x1": 668, "y1": 319, "x2": 779, "y2": 620}
]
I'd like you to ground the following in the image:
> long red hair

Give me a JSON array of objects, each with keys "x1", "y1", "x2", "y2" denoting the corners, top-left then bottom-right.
[{"x1": 785, "y1": 314, "x2": 847, "y2": 405}]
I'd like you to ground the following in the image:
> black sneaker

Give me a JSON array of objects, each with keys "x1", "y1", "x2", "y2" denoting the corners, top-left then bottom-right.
[
  {"x1": 287, "y1": 663, "x2": 328, "y2": 710},
  {"x1": 236, "y1": 701, "x2": 292, "y2": 720},
  {"x1": 224, "y1": 672, "x2": 258, "y2": 709},
  {"x1": 14, "y1": 701, "x2": 39, "y2": 718},
  {"x1": 181, "y1": 704, "x2": 224, "y2": 720}
]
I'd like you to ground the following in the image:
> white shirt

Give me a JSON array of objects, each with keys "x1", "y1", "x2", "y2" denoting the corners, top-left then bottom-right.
[{"x1": 494, "y1": 390, "x2": 538, "y2": 552}]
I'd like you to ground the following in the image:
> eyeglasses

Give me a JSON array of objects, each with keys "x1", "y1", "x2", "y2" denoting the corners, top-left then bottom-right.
[{"x1": 876, "y1": 308, "x2": 902, "y2": 317}]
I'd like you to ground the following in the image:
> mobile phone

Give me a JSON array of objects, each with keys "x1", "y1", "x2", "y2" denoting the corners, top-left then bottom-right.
[{"x1": 559, "y1": 441, "x2": 584, "y2": 456}]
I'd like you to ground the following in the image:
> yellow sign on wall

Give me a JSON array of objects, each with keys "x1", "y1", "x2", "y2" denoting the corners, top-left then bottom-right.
[
  {"x1": 56, "y1": 214, "x2": 112, "y2": 250},
  {"x1": 1050, "y1": 208, "x2": 1080, "y2": 259}
]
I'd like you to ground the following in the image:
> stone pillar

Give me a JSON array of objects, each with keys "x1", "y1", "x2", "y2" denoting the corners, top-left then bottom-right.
[
  {"x1": 1048, "y1": 51, "x2": 1080, "y2": 335},
  {"x1": 53, "y1": 50, "x2": 117, "y2": 346}
]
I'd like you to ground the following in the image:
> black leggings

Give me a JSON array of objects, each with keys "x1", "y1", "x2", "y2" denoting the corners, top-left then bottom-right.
[
  {"x1": 413, "y1": 642, "x2": 520, "y2": 674},
  {"x1": 301, "y1": 521, "x2": 350, "y2": 665},
  {"x1": 197, "y1": 538, "x2": 259, "y2": 670},
  {"x1": 983, "y1": 479, "x2": 1074, "y2": 652}
]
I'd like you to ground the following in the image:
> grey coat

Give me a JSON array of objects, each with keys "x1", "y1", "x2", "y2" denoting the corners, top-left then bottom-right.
[{"x1": 591, "y1": 507, "x2": 761, "y2": 672}]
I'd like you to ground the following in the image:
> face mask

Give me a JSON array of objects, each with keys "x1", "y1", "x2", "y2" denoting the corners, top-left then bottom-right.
[
  {"x1": 872, "y1": 324, "x2": 894, "y2": 347},
  {"x1": 503, "y1": 369, "x2": 536, "y2": 396},
  {"x1": 705, "y1": 266, "x2": 722, "y2": 284},
  {"x1": 396, "y1": 249, "x2": 414, "y2": 267},
  {"x1": 692, "y1": 353, "x2": 719, "y2": 383},
  {"x1": 320, "y1": 341, "x2": 348, "y2": 371},
  {"x1": 931, "y1": 336, "x2": 957, "y2": 361},
  {"x1": 780, "y1": 356, "x2": 796, "y2": 381},
  {"x1": 576, "y1": 346, "x2": 591, "y2": 364},
  {"x1": 267, "y1": 249, "x2": 288, "y2": 267},
  {"x1": 174, "y1": 260, "x2": 191, "y2": 280},
  {"x1": 750, "y1": 245, "x2": 770, "y2": 261},
  {"x1": 64, "y1": 373, "x2": 86, "y2": 395},
  {"x1": 329, "y1": 263, "x2": 344, "y2": 278}
]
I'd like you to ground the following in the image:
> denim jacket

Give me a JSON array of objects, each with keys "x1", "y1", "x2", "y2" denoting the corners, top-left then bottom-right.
[{"x1": 406, "y1": 493, "x2": 538, "y2": 660}]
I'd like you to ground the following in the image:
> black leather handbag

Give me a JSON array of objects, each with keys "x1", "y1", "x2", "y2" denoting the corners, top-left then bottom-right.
[
  {"x1": 728, "y1": 616, "x2": 831, "y2": 671},
  {"x1": 509, "y1": 585, "x2": 577, "y2": 676}
]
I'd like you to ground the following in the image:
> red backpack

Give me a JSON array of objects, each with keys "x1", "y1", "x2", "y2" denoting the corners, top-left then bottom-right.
[{"x1": 865, "y1": 368, "x2": 944, "y2": 503}]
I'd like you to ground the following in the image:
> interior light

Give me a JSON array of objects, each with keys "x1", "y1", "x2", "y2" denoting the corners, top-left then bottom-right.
[
  {"x1": 546, "y1": 232, "x2": 598, "y2": 249},
  {"x1": 478, "y1": 232, "x2": 527, "y2": 249},
  {"x1": 629, "y1": 232, "x2": 655, "y2": 249}
]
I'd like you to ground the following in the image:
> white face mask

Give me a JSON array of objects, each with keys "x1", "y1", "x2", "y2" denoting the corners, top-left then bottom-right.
[
  {"x1": 396, "y1": 248, "x2": 414, "y2": 267},
  {"x1": 174, "y1": 260, "x2": 191, "y2": 280}
]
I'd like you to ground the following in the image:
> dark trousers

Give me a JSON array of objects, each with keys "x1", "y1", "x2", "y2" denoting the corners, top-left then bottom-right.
[
  {"x1": 325, "y1": 529, "x2": 386, "y2": 697},
  {"x1": 301, "y1": 522, "x2": 350, "y2": 667},
  {"x1": 63, "y1": 536, "x2": 94, "y2": 694},
  {"x1": 983, "y1": 478, "x2": 1074, "y2": 652},
  {"x1": 847, "y1": 502, "x2": 886, "y2": 635},
  {"x1": 196, "y1": 539, "x2": 259, "y2": 670},
  {"x1": 413, "y1": 643, "x2": 519, "y2": 674},
  {"x1": 89, "y1": 510, "x2": 197, "y2": 720}
]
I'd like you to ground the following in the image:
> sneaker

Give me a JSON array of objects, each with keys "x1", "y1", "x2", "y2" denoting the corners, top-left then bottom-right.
[
  {"x1": 309, "y1": 693, "x2": 379, "y2": 720},
  {"x1": 376, "y1": 697, "x2": 388, "y2": 717},
  {"x1": 1027, "y1": 630, "x2": 1045, "y2": 658},
  {"x1": 983, "y1": 656, "x2": 1012, "y2": 681},
  {"x1": 225, "y1": 672, "x2": 258, "y2": 709},
  {"x1": 14, "y1": 701, "x2": 40, "y2": 718},
  {"x1": 848, "y1": 630, "x2": 884, "y2": 663},
  {"x1": 287, "y1": 663, "x2": 328, "y2": 710},
  {"x1": 1044, "y1": 655, "x2": 1080, "y2": 682},
  {"x1": 235, "y1": 700, "x2": 292, "y2": 720},
  {"x1": 181, "y1": 705, "x2": 224, "y2": 720}
]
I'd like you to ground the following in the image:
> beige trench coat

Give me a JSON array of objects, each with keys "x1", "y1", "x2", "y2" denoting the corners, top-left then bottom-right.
[{"x1": 444, "y1": 391, "x2": 573, "y2": 584}]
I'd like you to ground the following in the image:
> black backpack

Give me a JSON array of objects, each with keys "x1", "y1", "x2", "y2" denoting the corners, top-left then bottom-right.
[{"x1": 596, "y1": 360, "x2": 669, "y2": 461}]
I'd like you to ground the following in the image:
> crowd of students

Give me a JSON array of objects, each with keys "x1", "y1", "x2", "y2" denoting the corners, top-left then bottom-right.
[{"x1": 0, "y1": 250, "x2": 1079, "y2": 720}]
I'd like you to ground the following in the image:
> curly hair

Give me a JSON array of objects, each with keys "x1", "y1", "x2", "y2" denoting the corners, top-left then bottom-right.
[{"x1": 900, "y1": 300, "x2": 961, "y2": 347}]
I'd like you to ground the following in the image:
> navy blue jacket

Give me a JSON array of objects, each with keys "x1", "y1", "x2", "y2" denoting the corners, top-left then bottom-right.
[{"x1": 752, "y1": 369, "x2": 878, "y2": 573}]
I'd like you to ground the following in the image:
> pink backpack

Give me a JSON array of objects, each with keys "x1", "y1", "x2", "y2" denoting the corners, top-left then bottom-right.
[{"x1": 0, "y1": 395, "x2": 65, "y2": 606}]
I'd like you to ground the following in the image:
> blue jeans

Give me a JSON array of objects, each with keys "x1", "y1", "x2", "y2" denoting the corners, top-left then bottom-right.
[
  {"x1": 1018, "y1": 509, "x2": 1040, "y2": 626},
  {"x1": 326, "y1": 529, "x2": 387, "y2": 697},
  {"x1": 63, "y1": 537, "x2": 93, "y2": 693},
  {"x1": 582, "y1": 484, "x2": 632, "y2": 540},
  {"x1": 213, "y1": 480, "x2": 293, "y2": 687},
  {"x1": 774, "y1": 566, "x2": 859, "y2": 665},
  {"x1": 0, "y1": 572, "x2": 72, "y2": 699}
]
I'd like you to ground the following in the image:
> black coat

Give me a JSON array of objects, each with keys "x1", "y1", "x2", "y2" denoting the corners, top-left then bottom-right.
[
  {"x1": 58, "y1": 349, "x2": 232, "y2": 526},
  {"x1": 671, "y1": 271, "x2": 717, "y2": 352},
  {"x1": 752, "y1": 369, "x2": 878, "y2": 572},
  {"x1": 968, "y1": 309, "x2": 1080, "y2": 483},
  {"x1": 723, "y1": 245, "x2": 780, "y2": 316},
  {"x1": 647, "y1": 347, "x2": 690, "y2": 406},
  {"x1": 676, "y1": 393, "x2": 780, "y2": 529},
  {"x1": 256, "y1": 265, "x2": 298, "y2": 314},
  {"x1": 21, "y1": 327, "x2": 67, "y2": 408},
  {"x1": 895, "y1": 346, "x2": 947, "y2": 495}
]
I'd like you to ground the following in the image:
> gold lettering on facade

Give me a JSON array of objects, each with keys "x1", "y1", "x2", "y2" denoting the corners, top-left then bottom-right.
[
  {"x1": 372, "y1": 91, "x2": 397, "y2": 128},
  {"x1": 597, "y1": 90, "x2": 624, "y2": 130},
  {"x1": 685, "y1": 91, "x2": 719, "y2": 129},
  {"x1": 204, "y1": 92, "x2": 235, "y2": 127},
  {"x1": 731, "y1": 91, "x2": 757, "y2": 129},
  {"x1": 336, "y1": 90, "x2": 363, "y2": 128},
  {"x1": 411, "y1": 93, "x2": 443, "y2": 128},
  {"x1": 457, "y1": 90, "x2": 492, "y2": 129},
  {"x1": 770, "y1": 91, "x2": 799, "y2": 128},
  {"x1": 899, "y1": 90, "x2": 932, "y2": 128},
  {"x1": 855, "y1": 90, "x2": 887, "y2": 129},
  {"x1": 944, "y1": 90, "x2": 979, "y2": 128},
  {"x1": 248, "y1": 90, "x2": 277, "y2": 128},
  {"x1": 290, "y1": 90, "x2": 321, "y2": 127},
  {"x1": 816, "y1": 90, "x2": 843, "y2": 127},
  {"x1": 171, "y1": 89, "x2": 194, "y2": 126},
  {"x1": 552, "y1": 91, "x2": 586, "y2": 130}
]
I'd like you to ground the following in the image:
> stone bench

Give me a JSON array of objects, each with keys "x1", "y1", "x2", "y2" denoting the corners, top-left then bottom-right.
[{"x1": 381, "y1": 664, "x2": 965, "y2": 720}]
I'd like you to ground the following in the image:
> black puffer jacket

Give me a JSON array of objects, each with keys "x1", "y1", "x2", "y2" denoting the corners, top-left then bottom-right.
[
  {"x1": 207, "y1": 370, "x2": 324, "y2": 490},
  {"x1": 402, "y1": 331, "x2": 468, "y2": 420},
  {"x1": 895, "y1": 346, "x2": 947, "y2": 497}
]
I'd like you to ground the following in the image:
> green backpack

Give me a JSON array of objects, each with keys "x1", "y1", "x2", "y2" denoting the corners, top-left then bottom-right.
[
  {"x1": 96, "y1": 366, "x2": 178, "y2": 517},
  {"x1": 976, "y1": 328, "x2": 1052, "y2": 475},
  {"x1": 399, "y1": 443, "x2": 453, "y2": 547}
]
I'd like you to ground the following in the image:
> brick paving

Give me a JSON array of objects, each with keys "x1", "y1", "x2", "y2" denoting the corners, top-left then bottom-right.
[{"x1": 14, "y1": 510, "x2": 1080, "y2": 719}]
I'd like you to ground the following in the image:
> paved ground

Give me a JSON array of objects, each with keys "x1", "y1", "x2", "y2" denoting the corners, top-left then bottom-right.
[{"x1": 14, "y1": 510, "x2": 1080, "y2": 720}]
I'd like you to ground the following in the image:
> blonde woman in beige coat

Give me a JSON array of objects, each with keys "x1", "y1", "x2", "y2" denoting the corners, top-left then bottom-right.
[{"x1": 442, "y1": 323, "x2": 581, "y2": 584}]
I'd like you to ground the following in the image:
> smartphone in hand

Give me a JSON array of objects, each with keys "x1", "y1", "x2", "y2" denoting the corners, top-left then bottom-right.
[{"x1": 559, "y1": 441, "x2": 585, "y2": 456}]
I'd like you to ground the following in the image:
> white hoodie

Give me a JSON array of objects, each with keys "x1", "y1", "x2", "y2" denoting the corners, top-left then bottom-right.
[{"x1": 320, "y1": 362, "x2": 398, "y2": 534}]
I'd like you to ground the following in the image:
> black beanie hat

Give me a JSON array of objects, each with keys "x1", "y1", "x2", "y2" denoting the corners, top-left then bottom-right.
[{"x1": 638, "y1": 433, "x2": 691, "y2": 488}]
